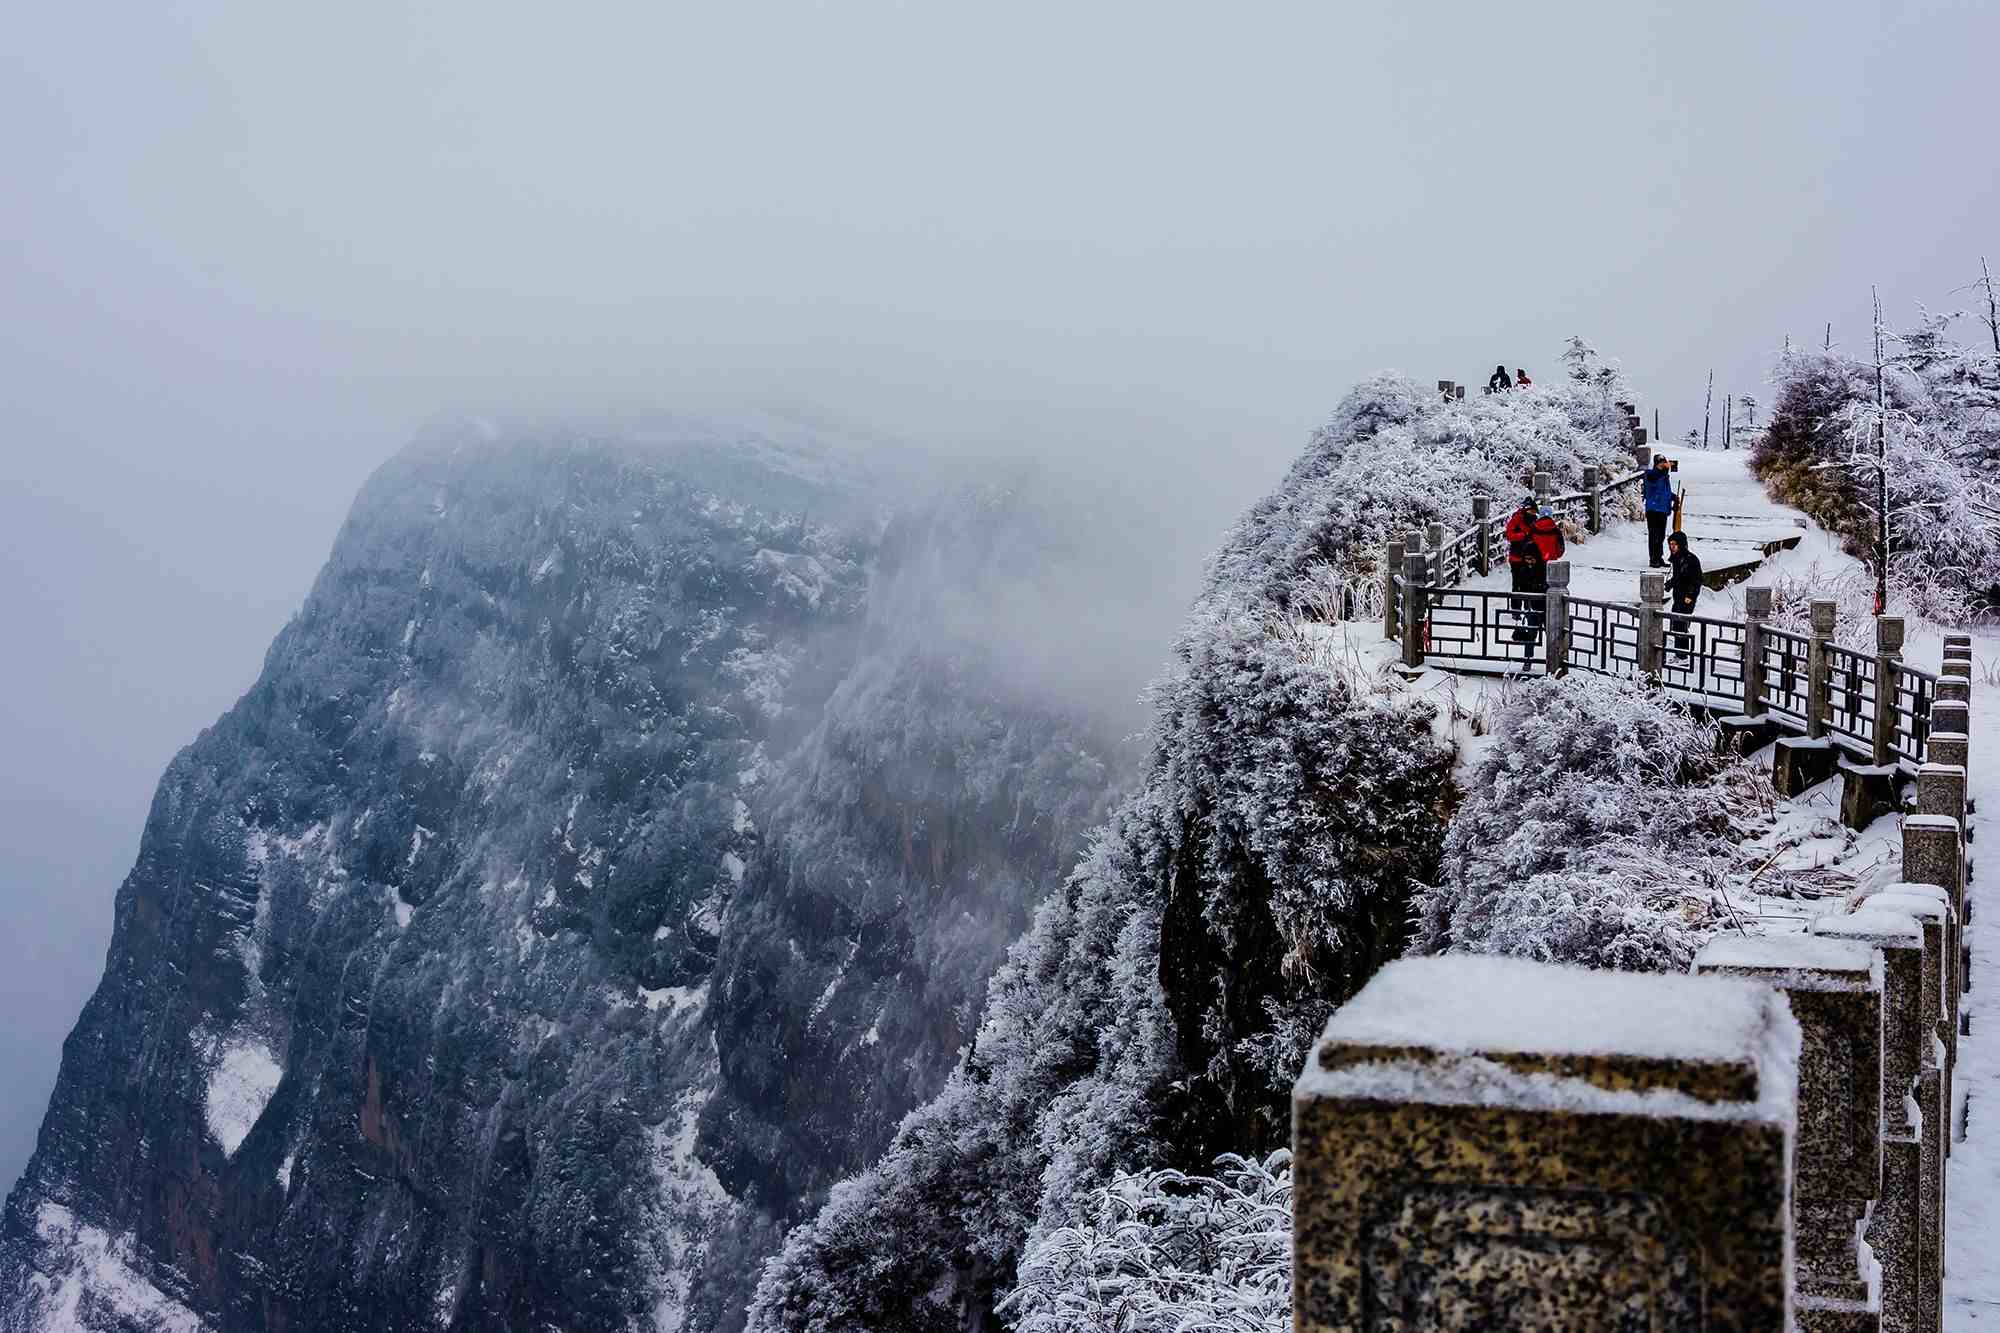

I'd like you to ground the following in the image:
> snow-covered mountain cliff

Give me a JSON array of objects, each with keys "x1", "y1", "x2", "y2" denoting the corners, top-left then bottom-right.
[{"x1": 0, "y1": 416, "x2": 1143, "y2": 1332}]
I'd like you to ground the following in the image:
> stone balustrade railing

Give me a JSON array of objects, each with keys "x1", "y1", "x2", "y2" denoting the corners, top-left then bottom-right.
[
  {"x1": 1293, "y1": 633, "x2": 1978, "y2": 1331},
  {"x1": 1386, "y1": 497, "x2": 1947, "y2": 828}
]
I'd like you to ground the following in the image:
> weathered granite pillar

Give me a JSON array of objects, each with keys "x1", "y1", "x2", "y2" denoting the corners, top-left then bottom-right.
[
  {"x1": 1292, "y1": 956, "x2": 1800, "y2": 1332},
  {"x1": 1383, "y1": 539, "x2": 1404, "y2": 642},
  {"x1": 1928, "y1": 733, "x2": 1969, "y2": 771},
  {"x1": 1639, "y1": 570, "x2": 1666, "y2": 679},
  {"x1": 1744, "y1": 586, "x2": 1773, "y2": 715},
  {"x1": 1401, "y1": 550, "x2": 1429, "y2": 670},
  {"x1": 1873, "y1": 617, "x2": 1905, "y2": 767},
  {"x1": 1807, "y1": 599, "x2": 1838, "y2": 740},
  {"x1": 1544, "y1": 559, "x2": 1570, "y2": 675},
  {"x1": 1637, "y1": 443, "x2": 1654, "y2": 471},
  {"x1": 1872, "y1": 888, "x2": 1952, "y2": 1312},
  {"x1": 1583, "y1": 465, "x2": 1602, "y2": 532},
  {"x1": 1917, "y1": 764, "x2": 1967, "y2": 828},
  {"x1": 1815, "y1": 908, "x2": 1927, "y2": 1333},
  {"x1": 1470, "y1": 498, "x2": 1492, "y2": 577},
  {"x1": 1903, "y1": 815, "x2": 1965, "y2": 930},
  {"x1": 1777, "y1": 735, "x2": 1841, "y2": 798},
  {"x1": 1931, "y1": 700, "x2": 1969, "y2": 738},
  {"x1": 1935, "y1": 678, "x2": 1969, "y2": 707},
  {"x1": 1941, "y1": 658, "x2": 1971, "y2": 683},
  {"x1": 1877, "y1": 882, "x2": 1959, "y2": 1079},
  {"x1": 1695, "y1": 934, "x2": 1880, "y2": 1327},
  {"x1": 1864, "y1": 890, "x2": 1950, "y2": 1333}
]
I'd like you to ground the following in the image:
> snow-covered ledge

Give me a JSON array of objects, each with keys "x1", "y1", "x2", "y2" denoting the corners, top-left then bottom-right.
[{"x1": 1291, "y1": 956, "x2": 1799, "y2": 1331}]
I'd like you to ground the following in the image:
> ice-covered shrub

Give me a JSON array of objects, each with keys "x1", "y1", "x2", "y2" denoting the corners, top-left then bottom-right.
[
  {"x1": 1002, "y1": 1151, "x2": 1293, "y2": 1333},
  {"x1": 1412, "y1": 673, "x2": 1736, "y2": 971},
  {"x1": 1754, "y1": 302, "x2": 2000, "y2": 617},
  {"x1": 1206, "y1": 362, "x2": 1634, "y2": 618}
]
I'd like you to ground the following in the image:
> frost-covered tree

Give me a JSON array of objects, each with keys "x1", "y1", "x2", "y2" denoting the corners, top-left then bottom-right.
[
  {"x1": 1412, "y1": 674, "x2": 1738, "y2": 972},
  {"x1": 1755, "y1": 292, "x2": 2000, "y2": 615},
  {"x1": 746, "y1": 359, "x2": 1525, "y2": 1332},
  {"x1": 1001, "y1": 1151, "x2": 1292, "y2": 1333}
]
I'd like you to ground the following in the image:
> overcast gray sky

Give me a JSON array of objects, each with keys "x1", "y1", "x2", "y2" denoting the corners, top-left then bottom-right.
[{"x1": 5, "y1": 1, "x2": 1997, "y2": 1194}]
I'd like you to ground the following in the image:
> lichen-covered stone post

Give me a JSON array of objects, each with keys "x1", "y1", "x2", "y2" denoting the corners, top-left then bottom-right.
[
  {"x1": 1470, "y1": 498, "x2": 1492, "y2": 577},
  {"x1": 1544, "y1": 559, "x2": 1570, "y2": 675},
  {"x1": 1401, "y1": 549, "x2": 1429, "y2": 670},
  {"x1": 1583, "y1": 465, "x2": 1602, "y2": 533},
  {"x1": 1694, "y1": 934, "x2": 1880, "y2": 1325},
  {"x1": 1383, "y1": 538, "x2": 1404, "y2": 642},
  {"x1": 1807, "y1": 599, "x2": 1838, "y2": 740},
  {"x1": 1743, "y1": 586, "x2": 1772, "y2": 716},
  {"x1": 1815, "y1": 908, "x2": 1927, "y2": 1333},
  {"x1": 1873, "y1": 617, "x2": 1906, "y2": 767},
  {"x1": 1639, "y1": 570, "x2": 1666, "y2": 679},
  {"x1": 1292, "y1": 956, "x2": 1800, "y2": 1332}
]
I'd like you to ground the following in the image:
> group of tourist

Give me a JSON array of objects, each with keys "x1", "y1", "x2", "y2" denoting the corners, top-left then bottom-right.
[
  {"x1": 1486, "y1": 364, "x2": 1532, "y2": 392},
  {"x1": 1503, "y1": 453, "x2": 1702, "y2": 661}
]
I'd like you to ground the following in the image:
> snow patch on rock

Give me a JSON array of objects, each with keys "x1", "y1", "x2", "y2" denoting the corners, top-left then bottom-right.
[
  {"x1": 204, "y1": 1037, "x2": 283, "y2": 1159},
  {"x1": 24, "y1": 1203, "x2": 209, "y2": 1332}
]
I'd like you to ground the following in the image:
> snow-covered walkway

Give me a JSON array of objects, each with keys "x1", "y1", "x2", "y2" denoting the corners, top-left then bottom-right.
[
  {"x1": 1464, "y1": 447, "x2": 1809, "y2": 605},
  {"x1": 1948, "y1": 650, "x2": 2000, "y2": 1328}
]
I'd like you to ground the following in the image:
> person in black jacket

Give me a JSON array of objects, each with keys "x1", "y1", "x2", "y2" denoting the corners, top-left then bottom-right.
[
  {"x1": 1487, "y1": 364, "x2": 1513, "y2": 393},
  {"x1": 1665, "y1": 531, "x2": 1703, "y2": 664}
]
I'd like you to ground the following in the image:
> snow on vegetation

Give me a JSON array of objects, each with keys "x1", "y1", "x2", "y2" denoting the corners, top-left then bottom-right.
[
  {"x1": 1204, "y1": 344, "x2": 1635, "y2": 617},
  {"x1": 1753, "y1": 290, "x2": 2000, "y2": 620},
  {"x1": 203, "y1": 1036, "x2": 284, "y2": 1159},
  {"x1": 1413, "y1": 673, "x2": 1749, "y2": 972},
  {"x1": 1002, "y1": 1152, "x2": 1293, "y2": 1333}
]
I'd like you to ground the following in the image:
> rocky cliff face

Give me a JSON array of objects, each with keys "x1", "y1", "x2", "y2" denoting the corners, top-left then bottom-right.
[{"x1": 0, "y1": 418, "x2": 1139, "y2": 1332}]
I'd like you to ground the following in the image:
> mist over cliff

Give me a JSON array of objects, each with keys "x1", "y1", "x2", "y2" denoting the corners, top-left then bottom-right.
[{"x1": 0, "y1": 413, "x2": 1176, "y2": 1332}]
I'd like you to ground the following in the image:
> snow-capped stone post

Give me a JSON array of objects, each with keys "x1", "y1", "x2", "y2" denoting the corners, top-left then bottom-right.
[
  {"x1": 1543, "y1": 559, "x2": 1570, "y2": 675},
  {"x1": 1638, "y1": 570, "x2": 1666, "y2": 679},
  {"x1": 1814, "y1": 907, "x2": 1928, "y2": 1333},
  {"x1": 1941, "y1": 655, "x2": 1971, "y2": 685},
  {"x1": 1425, "y1": 522, "x2": 1447, "y2": 585},
  {"x1": 1807, "y1": 599, "x2": 1838, "y2": 740},
  {"x1": 1583, "y1": 465, "x2": 1602, "y2": 533},
  {"x1": 1917, "y1": 763, "x2": 1967, "y2": 830},
  {"x1": 1636, "y1": 443, "x2": 1654, "y2": 472},
  {"x1": 1291, "y1": 957, "x2": 1800, "y2": 1332},
  {"x1": 1931, "y1": 696, "x2": 1970, "y2": 740},
  {"x1": 1928, "y1": 732, "x2": 1968, "y2": 770},
  {"x1": 1866, "y1": 888, "x2": 1951, "y2": 1326},
  {"x1": 1470, "y1": 497, "x2": 1492, "y2": 577},
  {"x1": 1875, "y1": 881, "x2": 1959, "y2": 1082},
  {"x1": 1532, "y1": 470, "x2": 1551, "y2": 510},
  {"x1": 1401, "y1": 547, "x2": 1429, "y2": 670},
  {"x1": 1383, "y1": 538, "x2": 1404, "y2": 642},
  {"x1": 1903, "y1": 814, "x2": 1965, "y2": 950},
  {"x1": 1694, "y1": 934, "x2": 1880, "y2": 1320},
  {"x1": 1873, "y1": 617, "x2": 1905, "y2": 767}
]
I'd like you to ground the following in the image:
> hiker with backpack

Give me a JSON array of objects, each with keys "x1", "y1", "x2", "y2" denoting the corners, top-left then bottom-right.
[
  {"x1": 1487, "y1": 364, "x2": 1513, "y2": 393},
  {"x1": 1504, "y1": 496, "x2": 1565, "y2": 655}
]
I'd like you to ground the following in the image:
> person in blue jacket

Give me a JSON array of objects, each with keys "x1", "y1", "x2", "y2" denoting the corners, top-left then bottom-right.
[{"x1": 1642, "y1": 454, "x2": 1676, "y2": 568}]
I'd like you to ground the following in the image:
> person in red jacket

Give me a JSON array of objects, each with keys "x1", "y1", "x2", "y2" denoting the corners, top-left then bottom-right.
[{"x1": 1504, "y1": 497, "x2": 1566, "y2": 650}]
